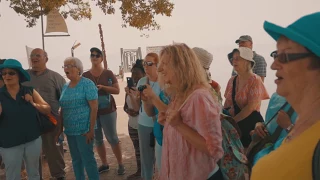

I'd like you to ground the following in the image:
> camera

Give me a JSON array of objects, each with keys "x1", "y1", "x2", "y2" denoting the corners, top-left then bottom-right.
[{"x1": 138, "y1": 85, "x2": 147, "y2": 92}]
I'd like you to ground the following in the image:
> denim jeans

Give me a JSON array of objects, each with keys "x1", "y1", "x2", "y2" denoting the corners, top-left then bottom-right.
[
  {"x1": 0, "y1": 137, "x2": 42, "y2": 180},
  {"x1": 66, "y1": 135, "x2": 99, "y2": 180}
]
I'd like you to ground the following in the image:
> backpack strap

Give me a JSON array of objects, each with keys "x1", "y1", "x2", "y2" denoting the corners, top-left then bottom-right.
[
  {"x1": 231, "y1": 76, "x2": 241, "y2": 115},
  {"x1": 313, "y1": 140, "x2": 320, "y2": 180}
]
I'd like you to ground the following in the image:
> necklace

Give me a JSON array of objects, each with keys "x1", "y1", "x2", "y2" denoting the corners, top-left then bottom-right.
[{"x1": 90, "y1": 69, "x2": 104, "y2": 85}]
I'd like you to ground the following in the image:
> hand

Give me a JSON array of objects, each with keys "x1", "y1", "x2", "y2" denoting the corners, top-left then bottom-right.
[
  {"x1": 23, "y1": 93, "x2": 37, "y2": 107},
  {"x1": 158, "y1": 111, "x2": 166, "y2": 125},
  {"x1": 125, "y1": 87, "x2": 130, "y2": 94},
  {"x1": 276, "y1": 110, "x2": 292, "y2": 129},
  {"x1": 127, "y1": 87, "x2": 138, "y2": 98},
  {"x1": 97, "y1": 85, "x2": 104, "y2": 90},
  {"x1": 142, "y1": 84, "x2": 156, "y2": 102},
  {"x1": 254, "y1": 122, "x2": 268, "y2": 138},
  {"x1": 82, "y1": 130, "x2": 94, "y2": 144},
  {"x1": 126, "y1": 108, "x2": 139, "y2": 117},
  {"x1": 55, "y1": 130, "x2": 63, "y2": 145},
  {"x1": 166, "y1": 110, "x2": 183, "y2": 128}
]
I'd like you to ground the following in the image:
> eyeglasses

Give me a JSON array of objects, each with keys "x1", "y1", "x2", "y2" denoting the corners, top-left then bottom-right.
[
  {"x1": 90, "y1": 54, "x2": 101, "y2": 58},
  {"x1": 272, "y1": 52, "x2": 314, "y2": 63},
  {"x1": 143, "y1": 61, "x2": 156, "y2": 66},
  {"x1": 30, "y1": 54, "x2": 43, "y2": 58},
  {"x1": 62, "y1": 65, "x2": 77, "y2": 69},
  {"x1": 1, "y1": 71, "x2": 17, "y2": 76}
]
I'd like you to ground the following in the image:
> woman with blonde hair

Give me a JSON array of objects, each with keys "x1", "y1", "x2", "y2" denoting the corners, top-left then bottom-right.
[{"x1": 157, "y1": 44, "x2": 224, "y2": 180}]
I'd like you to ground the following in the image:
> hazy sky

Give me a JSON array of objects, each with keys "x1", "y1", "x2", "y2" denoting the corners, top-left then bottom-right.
[{"x1": 0, "y1": 0, "x2": 319, "y2": 115}]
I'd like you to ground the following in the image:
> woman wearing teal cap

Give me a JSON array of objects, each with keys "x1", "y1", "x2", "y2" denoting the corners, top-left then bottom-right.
[
  {"x1": 251, "y1": 12, "x2": 320, "y2": 180},
  {"x1": 0, "y1": 59, "x2": 51, "y2": 180}
]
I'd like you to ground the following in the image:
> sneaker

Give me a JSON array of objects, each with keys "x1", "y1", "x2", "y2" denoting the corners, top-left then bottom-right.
[
  {"x1": 127, "y1": 171, "x2": 141, "y2": 180},
  {"x1": 98, "y1": 165, "x2": 110, "y2": 174},
  {"x1": 117, "y1": 164, "x2": 126, "y2": 175}
]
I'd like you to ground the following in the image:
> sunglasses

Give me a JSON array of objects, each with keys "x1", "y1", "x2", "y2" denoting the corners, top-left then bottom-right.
[
  {"x1": 1, "y1": 71, "x2": 17, "y2": 76},
  {"x1": 143, "y1": 61, "x2": 156, "y2": 66},
  {"x1": 90, "y1": 54, "x2": 101, "y2": 58},
  {"x1": 62, "y1": 65, "x2": 77, "y2": 69},
  {"x1": 272, "y1": 52, "x2": 314, "y2": 63}
]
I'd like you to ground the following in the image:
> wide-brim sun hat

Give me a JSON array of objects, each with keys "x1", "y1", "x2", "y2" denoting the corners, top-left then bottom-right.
[
  {"x1": 0, "y1": 59, "x2": 30, "y2": 83},
  {"x1": 237, "y1": 47, "x2": 255, "y2": 67},
  {"x1": 264, "y1": 12, "x2": 320, "y2": 57}
]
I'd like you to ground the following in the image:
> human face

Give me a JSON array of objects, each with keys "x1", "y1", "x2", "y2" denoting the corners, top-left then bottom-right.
[
  {"x1": 157, "y1": 53, "x2": 176, "y2": 85},
  {"x1": 63, "y1": 61, "x2": 80, "y2": 81},
  {"x1": 232, "y1": 51, "x2": 249, "y2": 73},
  {"x1": 1, "y1": 68, "x2": 19, "y2": 86},
  {"x1": 271, "y1": 36, "x2": 312, "y2": 97},
  {"x1": 143, "y1": 55, "x2": 157, "y2": 77},
  {"x1": 238, "y1": 41, "x2": 252, "y2": 49},
  {"x1": 90, "y1": 51, "x2": 103, "y2": 66},
  {"x1": 131, "y1": 67, "x2": 144, "y2": 84},
  {"x1": 30, "y1": 49, "x2": 47, "y2": 70}
]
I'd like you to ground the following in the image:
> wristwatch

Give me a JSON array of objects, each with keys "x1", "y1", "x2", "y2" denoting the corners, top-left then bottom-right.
[{"x1": 286, "y1": 124, "x2": 295, "y2": 133}]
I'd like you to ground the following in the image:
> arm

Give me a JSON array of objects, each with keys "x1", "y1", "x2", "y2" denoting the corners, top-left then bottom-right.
[
  {"x1": 33, "y1": 89, "x2": 51, "y2": 114},
  {"x1": 171, "y1": 92, "x2": 223, "y2": 158},
  {"x1": 100, "y1": 83, "x2": 120, "y2": 94},
  {"x1": 175, "y1": 123, "x2": 211, "y2": 155},
  {"x1": 88, "y1": 99, "x2": 98, "y2": 132},
  {"x1": 260, "y1": 76, "x2": 265, "y2": 82},
  {"x1": 233, "y1": 101, "x2": 260, "y2": 122}
]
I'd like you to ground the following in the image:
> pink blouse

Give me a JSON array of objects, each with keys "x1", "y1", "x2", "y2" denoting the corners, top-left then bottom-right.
[{"x1": 160, "y1": 88, "x2": 224, "y2": 180}]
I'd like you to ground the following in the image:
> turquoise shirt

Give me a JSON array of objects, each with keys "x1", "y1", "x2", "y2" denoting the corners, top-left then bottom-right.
[
  {"x1": 253, "y1": 93, "x2": 297, "y2": 165},
  {"x1": 153, "y1": 91, "x2": 170, "y2": 146},
  {"x1": 59, "y1": 77, "x2": 98, "y2": 136},
  {"x1": 136, "y1": 77, "x2": 161, "y2": 127}
]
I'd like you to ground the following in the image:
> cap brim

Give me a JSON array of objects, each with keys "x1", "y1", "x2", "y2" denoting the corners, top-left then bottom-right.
[
  {"x1": 235, "y1": 38, "x2": 250, "y2": 44},
  {"x1": 264, "y1": 21, "x2": 320, "y2": 57}
]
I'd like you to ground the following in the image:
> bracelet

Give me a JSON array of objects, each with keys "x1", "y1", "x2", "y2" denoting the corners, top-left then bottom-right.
[{"x1": 286, "y1": 124, "x2": 295, "y2": 133}]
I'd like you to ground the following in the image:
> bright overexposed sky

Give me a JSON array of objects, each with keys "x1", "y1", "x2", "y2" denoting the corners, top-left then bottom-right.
[{"x1": 0, "y1": 0, "x2": 319, "y2": 115}]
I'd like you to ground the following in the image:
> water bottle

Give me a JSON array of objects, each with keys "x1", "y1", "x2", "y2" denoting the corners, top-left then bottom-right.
[{"x1": 107, "y1": 78, "x2": 112, "y2": 102}]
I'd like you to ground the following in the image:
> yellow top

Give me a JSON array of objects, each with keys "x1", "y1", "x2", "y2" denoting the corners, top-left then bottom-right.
[{"x1": 251, "y1": 121, "x2": 320, "y2": 180}]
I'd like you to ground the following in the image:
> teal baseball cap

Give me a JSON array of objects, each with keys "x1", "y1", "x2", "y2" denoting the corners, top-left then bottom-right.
[{"x1": 264, "y1": 12, "x2": 320, "y2": 57}]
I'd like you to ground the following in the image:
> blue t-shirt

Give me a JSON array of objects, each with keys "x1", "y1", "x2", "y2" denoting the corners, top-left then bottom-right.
[
  {"x1": 253, "y1": 92, "x2": 297, "y2": 165},
  {"x1": 59, "y1": 77, "x2": 98, "y2": 136},
  {"x1": 136, "y1": 77, "x2": 161, "y2": 127},
  {"x1": 153, "y1": 91, "x2": 170, "y2": 146}
]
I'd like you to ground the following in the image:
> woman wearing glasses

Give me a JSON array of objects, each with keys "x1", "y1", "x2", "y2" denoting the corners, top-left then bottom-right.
[
  {"x1": 82, "y1": 47, "x2": 125, "y2": 175},
  {"x1": 251, "y1": 12, "x2": 320, "y2": 180},
  {"x1": 0, "y1": 59, "x2": 51, "y2": 180},
  {"x1": 131, "y1": 53, "x2": 161, "y2": 180},
  {"x1": 59, "y1": 57, "x2": 99, "y2": 179}
]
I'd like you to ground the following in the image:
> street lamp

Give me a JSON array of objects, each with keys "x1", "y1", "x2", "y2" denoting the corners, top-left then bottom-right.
[{"x1": 71, "y1": 41, "x2": 81, "y2": 57}]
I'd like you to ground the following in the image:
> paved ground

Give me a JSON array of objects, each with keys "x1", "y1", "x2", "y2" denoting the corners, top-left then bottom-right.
[{"x1": 0, "y1": 78, "x2": 140, "y2": 180}]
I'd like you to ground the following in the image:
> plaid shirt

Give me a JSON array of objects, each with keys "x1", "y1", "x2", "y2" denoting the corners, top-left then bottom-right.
[{"x1": 231, "y1": 51, "x2": 267, "y2": 77}]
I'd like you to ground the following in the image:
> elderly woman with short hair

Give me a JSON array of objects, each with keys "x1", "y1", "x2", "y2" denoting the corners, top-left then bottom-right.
[
  {"x1": 224, "y1": 47, "x2": 269, "y2": 148},
  {"x1": 252, "y1": 12, "x2": 320, "y2": 180},
  {"x1": 58, "y1": 57, "x2": 99, "y2": 180}
]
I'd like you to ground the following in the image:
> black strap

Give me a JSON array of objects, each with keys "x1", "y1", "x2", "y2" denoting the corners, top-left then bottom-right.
[
  {"x1": 231, "y1": 76, "x2": 241, "y2": 115},
  {"x1": 269, "y1": 106, "x2": 295, "y2": 143}
]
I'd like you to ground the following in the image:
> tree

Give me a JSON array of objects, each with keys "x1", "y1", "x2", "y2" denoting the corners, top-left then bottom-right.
[{"x1": 1, "y1": 0, "x2": 174, "y2": 31}]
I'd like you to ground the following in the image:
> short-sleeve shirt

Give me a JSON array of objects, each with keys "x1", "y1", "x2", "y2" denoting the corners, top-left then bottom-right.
[
  {"x1": 82, "y1": 69, "x2": 117, "y2": 115},
  {"x1": 59, "y1": 77, "x2": 98, "y2": 136},
  {"x1": 136, "y1": 77, "x2": 161, "y2": 127},
  {"x1": 23, "y1": 69, "x2": 66, "y2": 115},
  {"x1": 224, "y1": 74, "x2": 269, "y2": 116},
  {"x1": 160, "y1": 88, "x2": 223, "y2": 180}
]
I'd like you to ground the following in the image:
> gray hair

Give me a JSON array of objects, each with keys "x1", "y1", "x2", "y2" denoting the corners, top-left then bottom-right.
[{"x1": 64, "y1": 57, "x2": 84, "y2": 74}]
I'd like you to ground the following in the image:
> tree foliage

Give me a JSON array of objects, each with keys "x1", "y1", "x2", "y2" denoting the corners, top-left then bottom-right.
[{"x1": 1, "y1": 0, "x2": 174, "y2": 31}]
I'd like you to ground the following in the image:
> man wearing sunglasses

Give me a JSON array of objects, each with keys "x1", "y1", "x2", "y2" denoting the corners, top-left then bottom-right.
[
  {"x1": 228, "y1": 35, "x2": 267, "y2": 82},
  {"x1": 23, "y1": 48, "x2": 66, "y2": 180}
]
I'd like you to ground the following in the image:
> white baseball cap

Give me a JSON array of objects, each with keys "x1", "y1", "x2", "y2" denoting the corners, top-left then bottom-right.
[{"x1": 238, "y1": 47, "x2": 255, "y2": 65}]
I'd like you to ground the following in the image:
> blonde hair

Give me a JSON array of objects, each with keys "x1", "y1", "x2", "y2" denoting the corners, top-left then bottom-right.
[{"x1": 159, "y1": 43, "x2": 211, "y2": 100}]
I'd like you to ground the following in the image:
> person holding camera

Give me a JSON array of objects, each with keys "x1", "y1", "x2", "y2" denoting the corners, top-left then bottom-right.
[
  {"x1": 124, "y1": 59, "x2": 145, "y2": 180},
  {"x1": 130, "y1": 53, "x2": 161, "y2": 180}
]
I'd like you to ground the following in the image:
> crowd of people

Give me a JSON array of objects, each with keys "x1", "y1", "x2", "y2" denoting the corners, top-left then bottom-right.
[{"x1": 0, "y1": 11, "x2": 320, "y2": 180}]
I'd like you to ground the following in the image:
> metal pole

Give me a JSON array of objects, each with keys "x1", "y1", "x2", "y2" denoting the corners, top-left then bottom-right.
[{"x1": 40, "y1": 7, "x2": 45, "y2": 50}]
